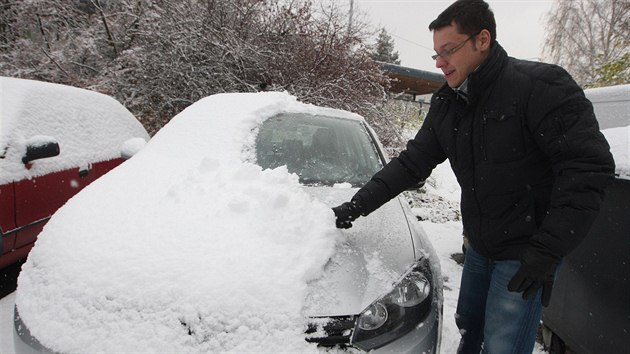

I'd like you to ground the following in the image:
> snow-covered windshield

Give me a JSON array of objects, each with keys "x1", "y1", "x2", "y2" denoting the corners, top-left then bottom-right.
[{"x1": 256, "y1": 113, "x2": 383, "y2": 187}]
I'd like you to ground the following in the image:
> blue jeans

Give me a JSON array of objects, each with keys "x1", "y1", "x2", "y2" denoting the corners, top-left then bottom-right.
[{"x1": 456, "y1": 246, "x2": 543, "y2": 354}]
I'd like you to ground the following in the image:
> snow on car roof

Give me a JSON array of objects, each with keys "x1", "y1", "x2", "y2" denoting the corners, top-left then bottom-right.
[
  {"x1": 0, "y1": 77, "x2": 149, "y2": 184},
  {"x1": 16, "y1": 92, "x2": 353, "y2": 353},
  {"x1": 586, "y1": 83, "x2": 630, "y2": 102},
  {"x1": 585, "y1": 84, "x2": 630, "y2": 130},
  {"x1": 602, "y1": 125, "x2": 629, "y2": 180},
  {"x1": 587, "y1": 84, "x2": 630, "y2": 179}
]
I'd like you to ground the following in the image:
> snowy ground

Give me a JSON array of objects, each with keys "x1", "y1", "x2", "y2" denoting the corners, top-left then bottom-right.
[
  {"x1": 1, "y1": 291, "x2": 15, "y2": 351},
  {"x1": 0, "y1": 161, "x2": 546, "y2": 354}
]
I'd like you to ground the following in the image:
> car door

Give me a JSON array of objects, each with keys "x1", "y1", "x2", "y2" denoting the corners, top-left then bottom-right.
[
  {"x1": 0, "y1": 183, "x2": 17, "y2": 265},
  {"x1": 13, "y1": 156, "x2": 125, "y2": 250},
  {"x1": 13, "y1": 168, "x2": 84, "y2": 251},
  {"x1": 0, "y1": 77, "x2": 150, "y2": 270}
]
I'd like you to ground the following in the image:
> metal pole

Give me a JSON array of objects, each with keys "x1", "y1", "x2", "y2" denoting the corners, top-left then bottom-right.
[{"x1": 348, "y1": 0, "x2": 354, "y2": 34}]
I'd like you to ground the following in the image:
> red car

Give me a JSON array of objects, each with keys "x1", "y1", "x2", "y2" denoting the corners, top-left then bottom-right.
[{"x1": 0, "y1": 77, "x2": 149, "y2": 269}]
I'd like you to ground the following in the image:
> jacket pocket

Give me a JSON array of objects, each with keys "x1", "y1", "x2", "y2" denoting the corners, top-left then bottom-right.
[
  {"x1": 481, "y1": 99, "x2": 527, "y2": 163},
  {"x1": 481, "y1": 191, "x2": 538, "y2": 241}
]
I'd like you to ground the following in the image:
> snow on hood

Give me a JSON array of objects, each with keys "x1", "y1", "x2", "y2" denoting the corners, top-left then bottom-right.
[
  {"x1": 16, "y1": 92, "x2": 379, "y2": 353},
  {"x1": 0, "y1": 77, "x2": 149, "y2": 184},
  {"x1": 300, "y1": 187, "x2": 416, "y2": 316}
]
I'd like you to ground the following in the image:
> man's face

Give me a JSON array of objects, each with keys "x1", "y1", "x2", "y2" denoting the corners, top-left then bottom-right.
[{"x1": 432, "y1": 23, "x2": 489, "y2": 88}]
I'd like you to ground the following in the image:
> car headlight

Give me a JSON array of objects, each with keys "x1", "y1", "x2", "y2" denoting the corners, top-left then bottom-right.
[{"x1": 351, "y1": 259, "x2": 434, "y2": 351}]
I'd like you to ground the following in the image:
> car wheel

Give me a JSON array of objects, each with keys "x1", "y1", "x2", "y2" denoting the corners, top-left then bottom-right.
[
  {"x1": 549, "y1": 332, "x2": 567, "y2": 354},
  {"x1": 542, "y1": 325, "x2": 567, "y2": 354}
]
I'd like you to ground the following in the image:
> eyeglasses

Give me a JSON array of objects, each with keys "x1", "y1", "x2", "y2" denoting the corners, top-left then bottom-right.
[{"x1": 431, "y1": 35, "x2": 476, "y2": 61}]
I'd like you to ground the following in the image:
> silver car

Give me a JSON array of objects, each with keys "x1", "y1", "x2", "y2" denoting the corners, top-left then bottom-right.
[{"x1": 15, "y1": 93, "x2": 442, "y2": 353}]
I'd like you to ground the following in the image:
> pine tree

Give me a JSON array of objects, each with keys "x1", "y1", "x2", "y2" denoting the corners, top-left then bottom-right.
[
  {"x1": 591, "y1": 52, "x2": 630, "y2": 87},
  {"x1": 371, "y1": 28, "x2": 400, "y2": 65}
]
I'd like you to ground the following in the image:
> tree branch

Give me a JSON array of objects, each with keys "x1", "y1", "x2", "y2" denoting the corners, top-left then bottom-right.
[{"x1": 42, "y1": 49, "x2": 70, "y2": 78}]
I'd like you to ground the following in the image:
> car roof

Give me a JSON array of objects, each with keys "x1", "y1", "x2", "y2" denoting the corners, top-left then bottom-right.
[
  {"x1": 585, "y1": 84, "x2": 630, "y2": 130},
  {"x1": 0, "y1": 77, "x2": 149, "y2": 183},
  {"x1": 585, "y1": 84, "x2": 630, "y2": 180}
]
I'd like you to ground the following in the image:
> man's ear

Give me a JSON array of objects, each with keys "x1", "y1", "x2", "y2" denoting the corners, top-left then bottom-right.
[{"x1": 477, "y1": 29, "x2": 492, "y2": 51}]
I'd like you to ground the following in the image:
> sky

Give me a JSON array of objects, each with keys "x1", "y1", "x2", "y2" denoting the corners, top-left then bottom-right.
[{"x1": 355, "y1": 0, "x2": 556, "y2": 73}]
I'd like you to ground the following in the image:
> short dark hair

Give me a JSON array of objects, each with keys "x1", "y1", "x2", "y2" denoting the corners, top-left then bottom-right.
[{"x1": 429, "y1": 0, "x2": 497, "y2": 45}]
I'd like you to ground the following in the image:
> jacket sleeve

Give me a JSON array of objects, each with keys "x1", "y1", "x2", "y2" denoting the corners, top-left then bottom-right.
[
  {"x1": 353, "y1": 99, "x2": 448, "y2": 215},
  {"x1": 526, "y1": 64, "x2": 616, "y2": 257}
]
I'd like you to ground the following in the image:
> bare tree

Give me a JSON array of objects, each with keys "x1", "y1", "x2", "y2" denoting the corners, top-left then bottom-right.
[
  {"x1": 0, "y1": 0, "x2": 145, "y2": 86},
  {"x1": 542, "y1": 0, "x2": 630, "y2": 87},
  {"x1": 1, "y1": 0, "x2": 401, "y2": 149},
  {"x1": 103, "y1": 0, "x2": 393, "y2": 139},
  {"x1": 0, "y1": 0, "x2": 18, "y2": 46}
]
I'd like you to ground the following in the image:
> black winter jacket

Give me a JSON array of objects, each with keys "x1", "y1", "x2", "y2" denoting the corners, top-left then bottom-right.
[{"x1": 354, "y1": 43, "x2": 615, "y2": 260}]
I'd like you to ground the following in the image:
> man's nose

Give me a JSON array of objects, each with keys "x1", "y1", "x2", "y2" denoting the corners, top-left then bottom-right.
[{"x1": 435, "y1": 56, "x2": 447, "y2": 69}]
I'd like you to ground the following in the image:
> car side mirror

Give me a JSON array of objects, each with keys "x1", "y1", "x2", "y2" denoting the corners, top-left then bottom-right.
[
  {"x1": 120, "y1": 137, "x2": 147, "y2": 160},
  {"x1": 22, "y1": 138, "x2": 60, "y2": 164}
]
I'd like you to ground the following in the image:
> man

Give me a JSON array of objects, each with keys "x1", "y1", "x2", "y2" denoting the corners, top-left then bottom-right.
[{"x1": 332, "y1": 0, "x2": 615, "y2": 353}]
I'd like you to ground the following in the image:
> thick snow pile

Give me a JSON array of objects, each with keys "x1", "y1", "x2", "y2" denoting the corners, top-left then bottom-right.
[
  {"x1": 602, "y1": 125, "x2": 629, "y2": 179},
  {"x1": 16, "y1": 92, "x2": 343, "y2": 353},
  {"x1": 0, "y1": 77, "x2": 149, "y2": 184}
]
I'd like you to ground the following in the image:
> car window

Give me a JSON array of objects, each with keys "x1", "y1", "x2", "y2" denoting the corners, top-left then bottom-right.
[{"x1": 255, "y1": 113, "x2": 383, "y2": 186}]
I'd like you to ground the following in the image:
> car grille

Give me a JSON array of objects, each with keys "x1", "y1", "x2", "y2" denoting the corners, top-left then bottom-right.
[{"x1": 305, "y1": 315, "x2": 357, "y2": 347}]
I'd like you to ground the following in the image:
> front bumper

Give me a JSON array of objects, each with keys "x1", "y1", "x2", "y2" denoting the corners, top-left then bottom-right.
[
  {"x1": 16, "y1": 306, "x2": 441, "y2": 354},
  {"x1": 16, "y1": 298, "x2": 442, "y2": 354},
  {"x1": 14, "y1": 306, "x2": 55, "y2": 354},
  {"x1": 306, "y1": 305, "x2": 442, "y2": 353}
]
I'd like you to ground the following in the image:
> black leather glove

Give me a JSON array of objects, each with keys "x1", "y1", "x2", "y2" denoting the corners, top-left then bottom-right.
[
  {"x1": 332, "y1": 198, "x2": 364, "y2": 229},
  {"x1": 508, "y1": 245, "x2": 561, "y2": 307}
]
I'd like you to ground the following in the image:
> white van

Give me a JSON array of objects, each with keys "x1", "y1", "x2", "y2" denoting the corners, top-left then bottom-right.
[
  {"x1": 586, "y1": 84, "x2": 630, "y2": 130},
  {"x1": 542, "y1": 84, "x2": 629, "y2": 354},
  {"x1": 587, "y1": 84, "x2": 629, "y2": 179}
]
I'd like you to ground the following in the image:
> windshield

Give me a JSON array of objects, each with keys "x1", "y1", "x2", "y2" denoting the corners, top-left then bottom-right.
[{"x1": 255, "y1": 113, "x2": 384, "y2": 186}]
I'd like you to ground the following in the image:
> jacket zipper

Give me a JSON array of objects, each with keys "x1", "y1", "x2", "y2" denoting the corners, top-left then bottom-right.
[
  {"x1": 471, "y1": 107, "x2": 486, "y2": 254},
  {"x1": 481, "y1": 111, "x2": 488, "y2": 161}
]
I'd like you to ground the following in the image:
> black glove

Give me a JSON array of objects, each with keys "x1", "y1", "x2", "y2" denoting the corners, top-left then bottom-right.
[
  {"x1": 508, "y1": 245, "x2": 560, "y2": 307},
  {"x1": 332, "y1": 199, "x2": 364, "y2": 229}
]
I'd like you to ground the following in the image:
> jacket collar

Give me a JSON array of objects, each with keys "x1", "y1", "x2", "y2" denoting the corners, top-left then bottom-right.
[
  {"x1": 455, "y1": 78, "x2": 470, "y2": 103},
  {"x1": 466, "y1": 42, "x2": 508, "y2": 103},
  {"x1": 435, "y1": 42, "x2": 508, "y2": 104}
]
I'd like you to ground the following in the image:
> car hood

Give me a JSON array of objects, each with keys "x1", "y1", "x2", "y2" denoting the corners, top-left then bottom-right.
[{"x1": 300, "y1": 186, "x2": 417, "y2": 316}]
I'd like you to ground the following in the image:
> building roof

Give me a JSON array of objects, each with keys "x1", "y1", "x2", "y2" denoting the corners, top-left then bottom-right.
[{"x1": 379, "y1": 62, "x2": 445, "y2": 96}]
